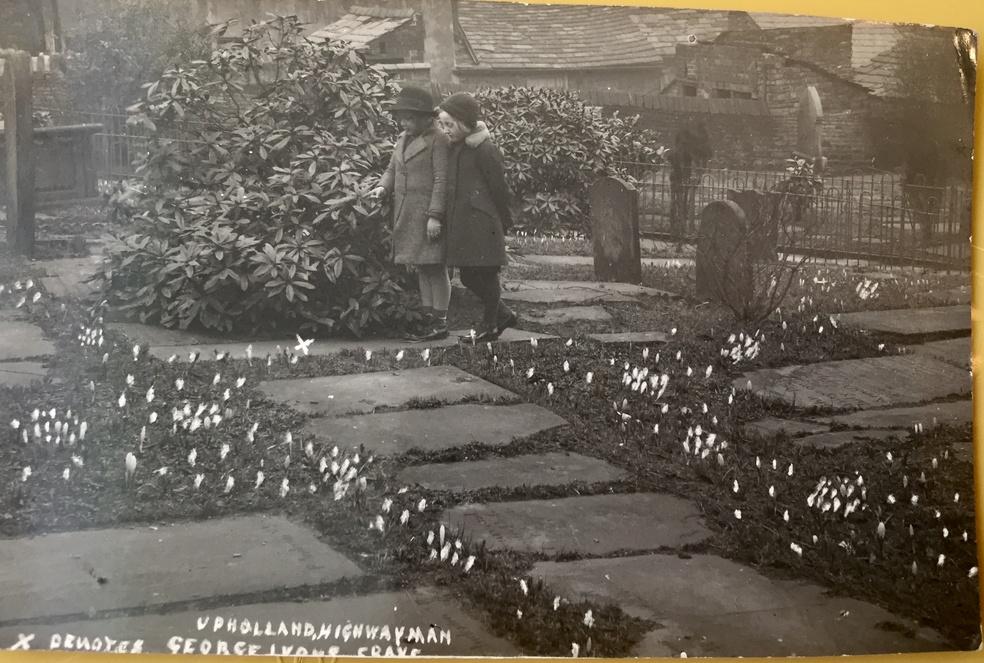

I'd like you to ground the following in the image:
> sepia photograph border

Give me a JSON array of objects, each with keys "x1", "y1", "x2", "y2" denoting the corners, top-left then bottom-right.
[{"x1": 0, "y1": 0, "x2": 980, "y2": 662}]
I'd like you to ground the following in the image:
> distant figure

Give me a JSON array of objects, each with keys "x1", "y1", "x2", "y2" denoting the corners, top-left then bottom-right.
[
  {"x1": 371, "y1": 85, "x2": 451, "y2": 341},
  {"x1": 437, "y1": 92, "x2": 517, "y2": 343}
]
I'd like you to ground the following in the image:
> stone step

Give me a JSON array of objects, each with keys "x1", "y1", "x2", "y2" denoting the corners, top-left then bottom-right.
[
  {"x1": 108, "y1": 322, "x2": 556, "y2": 363},
  {"x1": 0, "y1": 586, "x2": 520, "y2": 656},
  {"x1": 397, "y1": 452, "x2": 625, "y2": 492},
  {"x1": 520, "y1": 305, "x2": 612, "y2": 325},
  {"x1": 0, "y1": 515, "x2": 363, "y2": 623},
  {"x1": 0, "y1": 320, "x2": 56, "y2": 360},
  {"x1": 909, "y1": 338, "x2": 970, "y2": 369},
  {"x1": 260, "y1": 365, "x2": 516, "y2": 417},
  {"x1": 303, "y1": 403, "x2": 568, "y2": 456},
  {"x1": 742, "y1": 417, "x2": 829, "y2": 441},
  {"x1": 442, "y1": 493, "x2": 711, "y2": 556},
  {"x1": 501, "y1": 279, "x2": 678, "y2": 303},
  {"x1": 836, "y1": 305, "x2": 969, "y2": 338},
  {"x1": 820, "y1": 400, "x2": 972, "y2": 430},
  {"x1": 515, "y1": 254, "x2": 694, "y2": 269},
  {"x1": 533, "y1": 554, "x2": 945, "y2": 658},
  {"x1": 587, "y1": 331, "x2": 669, "y2": 344},
  {"x1": 0, "y1": 360, "x2": 49, "y2": 387},
  {"x1": 793, "y1": 428, "x2": 904, "y2": 450},
  {"x1": 735, "y1": 355, "x2": 970, "y2": 410}
]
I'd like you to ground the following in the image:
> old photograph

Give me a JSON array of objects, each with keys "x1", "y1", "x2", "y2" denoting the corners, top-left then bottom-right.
[{"x1": 0, "y1": 0, "x2": 978, "y2": 657}]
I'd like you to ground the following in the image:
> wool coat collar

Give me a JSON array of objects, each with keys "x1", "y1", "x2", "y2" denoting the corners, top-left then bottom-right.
[{"x1": 464, "y1": 122, "x2": 491, "y2": 148}]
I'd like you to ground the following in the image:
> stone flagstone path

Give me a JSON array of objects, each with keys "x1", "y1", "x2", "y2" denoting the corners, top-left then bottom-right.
[
  {"x1": 735, "y1": 354, "x2": 970, "y2": 410},
  {"x1": 837, "y1": 305, "x2": 970, "y2": 338},
  {"x1": 0, "y1": 284, "x2": 968, "y2": 656},
  {"x1": 109, "y1": 321, "x2": 556, "y2": 363},
  {"x1": 0, "y1": 515, "x2": 363, "y2": 623}
]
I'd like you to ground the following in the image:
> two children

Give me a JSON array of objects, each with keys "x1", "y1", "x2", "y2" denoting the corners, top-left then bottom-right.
[{"x1": 373, "y1": 87, "x2": 516, "y2": 343}]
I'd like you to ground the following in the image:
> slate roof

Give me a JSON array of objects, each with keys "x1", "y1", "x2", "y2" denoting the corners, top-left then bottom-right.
[
  {"x1": 852, "y1": 26, "x2": 963, "y2": 99},
  {"x1": 455, "y1": 1, "x2": 742, "y2": 70},
  {"x1": 309, "y1": 6, "x2": 415, "y2": 51},
  {"x1": 747, "y1": 13, "x2": 847, "y2": 30}
]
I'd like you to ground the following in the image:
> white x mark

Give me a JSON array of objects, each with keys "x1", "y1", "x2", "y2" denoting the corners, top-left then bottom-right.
[
  {"x1": 10, "y1": 633, "x2": 34, "y2": 650},
  {"x1": 294, "y1": 334, "x2": 314, "y2": 356}
]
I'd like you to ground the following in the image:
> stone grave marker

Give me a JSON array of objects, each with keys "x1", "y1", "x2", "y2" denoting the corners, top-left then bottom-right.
[
  {"x1": 590, "y1": 176, "x2": 642, "y2": 283},
  {"x1": 695, "y1": 200, "x2": 752, "y2": 305},
  {"x1": 797, "y1": 85, "x2": 824, "y2": 161}
]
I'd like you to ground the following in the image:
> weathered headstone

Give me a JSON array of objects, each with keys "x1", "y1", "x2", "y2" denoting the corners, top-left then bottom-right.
[
  {"x1": 590, "y1": 176, "x2": 642, "y2": 283},
  {"x1": 797, "y1": 85, "x2": 824, "y2": 160},
  {"x1": 1, "y1": 49, "x2": 35, "y2": 255},
  {"x1": 695, "y1": 200, "x2": 752, "y2": 306},
  {"x1": 727, "y1": 188, "x2": 778, "y2": 259}
]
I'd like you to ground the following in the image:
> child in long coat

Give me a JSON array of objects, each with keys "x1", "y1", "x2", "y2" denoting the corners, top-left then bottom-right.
[
  {"x1": 437, "y1": 92, "x2": 517, "y2": 343},
  {"x1": 372, "y1": 85, "x2": 451, "y2": 341}
]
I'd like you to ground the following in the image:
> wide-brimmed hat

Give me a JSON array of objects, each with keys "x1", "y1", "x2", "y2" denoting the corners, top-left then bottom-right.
[{"x1": 390, "y1": 85, "x2": 436, "y2": 115}]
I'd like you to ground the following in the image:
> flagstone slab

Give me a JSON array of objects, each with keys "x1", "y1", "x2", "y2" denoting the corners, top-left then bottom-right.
[
  {"x1": 40, "y1": 275, "x2": 97, "y2": 299},
  {"x1": 836, "y1": 305, "x2": 969, "y2": 337},
  {"x1": 397, "y1": 452, "x2": 625, "y2": 492},
  {"x1": 108, "y1": 322, "x2": 555, "y2": 362},
  {"x1": 303, "y1": 403, "x2": 567, "y2": 455},
  {"x1": 794, "y1": 428, "x2": 905, "y2": 450},
  {"x1": 735, "y1": 355, "x2": 970, "y2": 410},
  {"x1": 742, "y1": 417, "x2": 829, "y2": 440},
  {"x1": 534, "y1": 554, "x2": 945, "y2": 657},
  {"x1": 587, "y1": 331, "x2": 670, "y2": 344},
  {"x1": 501, "y1": 279, "x2": 678, "y2": 304},
  {"x1": 909, "y1": 338, "x2": 970, "y2": 369},
  {"x1": 521, "y1": 305, "x2": 612, "y2": 325},
  {"x1": 261, "y1": 365, "x2": 516, "y2": 417},
  {"x1": 442, "y1": 493, "x2": 710, "y2": 555},
  {"x1": 0, "y1": 320, "x2": 55, "y2": 360},
  {"x1": 0, "y1": 515, "x2": 363, "y2": 622},
  {"x1": 517, "y1": 254, "x2": 694, "y2": 269},
  {"x1": 820, "y1": 400, "x2": 973, "y2": 430},
  {"x1": 0, "y1": 361, "x2": 49, "y2": 387},
  {"x1": 0, "y1": 587, "x2": 520, "y2": 656}
]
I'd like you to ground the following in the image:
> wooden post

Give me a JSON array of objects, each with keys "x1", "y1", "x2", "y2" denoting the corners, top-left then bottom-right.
[{"x1": 1, "y1": 50, "x2": 36, "y2": 256}]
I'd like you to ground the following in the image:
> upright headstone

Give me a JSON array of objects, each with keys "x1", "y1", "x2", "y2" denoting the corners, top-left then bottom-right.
[
  {"x1": 695, "y1": 200, "x2": 752, "y2": 307},
  {"x1": 590, "y1": 176, "x2": 642, "y2": 284},
  {"x1": 1, "y1": 50, "x2": 35, "y2": 255},
  {"x1": 796, "y1": 86, "x2": 824, "y2": 161},
  {"x1": 727, "y1": 188, "x2": 778, "y2": 260}
]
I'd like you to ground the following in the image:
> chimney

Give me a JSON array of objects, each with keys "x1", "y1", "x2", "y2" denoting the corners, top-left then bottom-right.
[{"x1": 421, "y1": 0, "x2": 457, "y2": 90}]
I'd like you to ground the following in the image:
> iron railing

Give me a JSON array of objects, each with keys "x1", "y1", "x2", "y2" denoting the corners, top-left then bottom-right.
[{"x1": 619, "y1": 162, "x2": 972, "y2": 270}]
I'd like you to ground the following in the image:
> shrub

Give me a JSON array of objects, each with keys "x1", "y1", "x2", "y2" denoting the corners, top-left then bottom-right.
[
  {"x1": 472, "y1": 87, "x2": 665, "y2": 236},
  {"x1": 94, "y1": 15, "x2": 416, "y2": 337},
  {"x1": 63, "y1": 1, "x2": 211, "y2": 112}
]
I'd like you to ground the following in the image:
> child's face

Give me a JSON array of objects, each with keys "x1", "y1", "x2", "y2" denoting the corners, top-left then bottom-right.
[
  {"x1": 396, "y1": 112, "x2": 432, "y2": 135},
  {"x1": 438, "y1": 111, "x2": 469, "y2": 143}
]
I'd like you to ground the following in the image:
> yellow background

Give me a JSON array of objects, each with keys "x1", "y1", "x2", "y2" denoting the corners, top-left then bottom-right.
[{"x1": 2, "y1": 1, "x2": 982, "y2": 662}]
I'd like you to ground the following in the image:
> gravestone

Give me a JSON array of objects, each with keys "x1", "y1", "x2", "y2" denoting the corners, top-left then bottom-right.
[
  {"x1": 695, "y1": 200, "x2": 752, "y2": 305},
  {"x1": 590, "y1": 176, "x2": 642, "y2": 283},
  {"x1": 797, "y1": 85, "x2": 824, "y2": 160},
  {"x1": 727, "y1": 188, "x2": 778, "y2": 259}
]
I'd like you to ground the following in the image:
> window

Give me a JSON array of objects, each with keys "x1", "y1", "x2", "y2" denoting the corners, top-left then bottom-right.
[
  {"x1": 682, "y1": 84, "x2": 697, "y2": 97},
  {"x1": 713, "y1": 88, "x2": 732, "y2": 99},
  {"x1": 733, "y1": 90, "x2": 753, "y2": 100}
]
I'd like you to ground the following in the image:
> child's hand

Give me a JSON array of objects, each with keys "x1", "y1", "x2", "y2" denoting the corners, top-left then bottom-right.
[
  {"x1": 426, "y1": 218, "x2": 442, "y2": 241},
  {"x1": 368, "y1": 186, "x2": 386, "y2": 198}
]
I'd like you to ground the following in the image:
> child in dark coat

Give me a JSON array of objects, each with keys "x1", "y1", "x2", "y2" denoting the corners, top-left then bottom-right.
[
  {"x1": 371, "y1": 85, "x2": 451, "y2": 341},
  {"x1": 437, "y1": 92, "x2": 517, "y2": 343}
]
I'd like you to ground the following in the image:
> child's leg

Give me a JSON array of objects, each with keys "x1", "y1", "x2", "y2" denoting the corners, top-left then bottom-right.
[
  {"x1": 460, "y1": 266, "x2": 500, "y2": 330},
  {"x1": 417, "y1": 267, "x2": 434, "y2": 316},
  {"x1": 419, "y1": 264, "x2": 450, "y2": 326}
]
